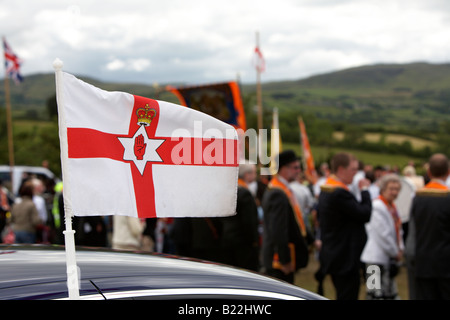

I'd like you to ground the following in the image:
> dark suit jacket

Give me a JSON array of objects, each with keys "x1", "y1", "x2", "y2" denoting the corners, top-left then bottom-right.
[
  {"x1": 222, "y1": 186, "x2": 259, "y2": 247},
  {"x1": 411, "y1": 188, "x2": 450, "y2": 278},
  {"x1": 262, "y1": 188, "x2": 309, "y2": 271},
  {"x1": 318, "y1": 187, "x2": 371, "y2": 275},
  {"x1": 220, "y1": 186, "x2": 260, "y2": 270}
]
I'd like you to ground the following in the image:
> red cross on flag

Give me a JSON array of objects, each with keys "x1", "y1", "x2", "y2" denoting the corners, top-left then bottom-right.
[{"x1": 55, "y1": 70, "x2": 239, "y2": 219}]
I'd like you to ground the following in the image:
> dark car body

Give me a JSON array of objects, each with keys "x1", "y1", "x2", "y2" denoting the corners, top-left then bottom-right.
[{"x1": 0, "y1": 245, "x2": 326, "y2": 300}]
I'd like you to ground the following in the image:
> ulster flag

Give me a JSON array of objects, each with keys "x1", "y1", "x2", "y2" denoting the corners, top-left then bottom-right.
[{"x1": 56, "y1": 72, "x2": 238, "y2": 218}]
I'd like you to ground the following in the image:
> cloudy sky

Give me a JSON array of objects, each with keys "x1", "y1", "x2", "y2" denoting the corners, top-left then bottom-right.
[{"x1": 2, "y1": 0, "x2": 450, "y2": 85}]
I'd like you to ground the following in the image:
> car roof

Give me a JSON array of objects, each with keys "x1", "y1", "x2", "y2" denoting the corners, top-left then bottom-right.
[
  {"x1": 0, "y1": 165, "x2": 56, "y2": 178},
  {"x1": 0, "y1": 165, "x2": 58, "y2": 195},
  {"x1": 0, "y1": 245, "x2": 325, "y2": 300}
]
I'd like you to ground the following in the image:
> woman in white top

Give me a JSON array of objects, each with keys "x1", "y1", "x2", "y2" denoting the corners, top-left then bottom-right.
[{"x1": 361, "y1": 173, "x2": 404, "y2": 299}]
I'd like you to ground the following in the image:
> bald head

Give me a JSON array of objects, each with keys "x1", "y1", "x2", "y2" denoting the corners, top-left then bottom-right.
[{"x1": 428, "y1": 153, "x2": 449, "y2": 179}]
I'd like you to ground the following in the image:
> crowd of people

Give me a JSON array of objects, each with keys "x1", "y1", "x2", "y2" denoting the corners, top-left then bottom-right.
[{"x1": 1, "y1": 150, "x2": 450, "y2": 300}]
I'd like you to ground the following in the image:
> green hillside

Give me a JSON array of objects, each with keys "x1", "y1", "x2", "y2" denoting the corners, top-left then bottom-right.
[
  {"x1": 297, "y1": 62, "x2": 450, "y2": 90},
  {"x1": 1, "y1": 62, "x2": 450, "y2": 176},
  {"x1": 0, "y1": 73, "x2": 161, "y2": 120},
  {"x1": 255, "y1": 62, "x2": 450, "y2": 136},
  {"x1": 2, "y1": 62, "x2": 450, "y2": 133}
]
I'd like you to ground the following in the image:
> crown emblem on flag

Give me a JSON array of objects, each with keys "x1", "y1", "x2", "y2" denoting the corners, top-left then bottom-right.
[{"x1": 136, "y1": 104, "x2": 156, "y2": 126}]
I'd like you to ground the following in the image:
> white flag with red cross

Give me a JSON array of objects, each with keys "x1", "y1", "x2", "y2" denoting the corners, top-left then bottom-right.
[{"x1": 56, "y1": 71, "x2": 239, "y2": 219}]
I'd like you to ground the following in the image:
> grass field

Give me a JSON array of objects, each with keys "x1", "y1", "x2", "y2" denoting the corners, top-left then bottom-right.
[
  {"x1": 332, "y1": 131, "x2": 436, "y2": 150},
  {"x1": 282, "y1": 142, "x2": 427, "y2": 171},
  {"x1": 294, "y1": 252, "x2": 410, "y2": 300},
  {"x1": 11, "y1": 120, "x2": 55, "y2": 134}
]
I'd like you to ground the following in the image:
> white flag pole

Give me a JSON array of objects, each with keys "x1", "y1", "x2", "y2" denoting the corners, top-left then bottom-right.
[{"x1": 53, "y1": 58, "x2": 80, "y2": 300}]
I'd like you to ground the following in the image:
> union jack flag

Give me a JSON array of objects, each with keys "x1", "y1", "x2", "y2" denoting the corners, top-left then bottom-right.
[{"x1": 3, "y1": 37, "x2": 23, "y2": 84}]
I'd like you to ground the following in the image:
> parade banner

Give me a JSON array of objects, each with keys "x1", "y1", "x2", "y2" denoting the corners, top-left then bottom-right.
[{"x1": 167, "y1": 81, "x2": 246, "y2": 131}]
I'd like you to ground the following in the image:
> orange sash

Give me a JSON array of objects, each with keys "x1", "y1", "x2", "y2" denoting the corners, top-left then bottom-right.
[
  {"x1": 269, "y1": 176, "x2": 307, "y2": 237},
  {"x1": 379, "y1": 195, "x2": 402, "y2": 247},
  {"x1": 323, "y1": 175, "x2": 349, "y2": 191},
  {"x1": 416, "y1": 180, "x2": 449, "y2": 196},
  {"x1": 269, "y1": 175, "x2": 307, "y2": 271},
  {"x1": 424, "y1": 180, "x2": 448, "y2": 190},
  {"x1": 238, "y1": 178, "x2": 248, "y2": 189},
  {"x1": 272, "y1": 243, "x2": 295, "y2": 271}
]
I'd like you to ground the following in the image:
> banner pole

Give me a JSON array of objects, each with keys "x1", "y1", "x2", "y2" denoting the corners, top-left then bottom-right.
[
  {"x1": 4, "y1": 74, "x2": 15, "y2": 191},
  {"x1": 53, "y1": 58, "x2": 80, "y2": 300},
  {"x1": 255, "y1": 31, "x2": 264, "y2": 172}
]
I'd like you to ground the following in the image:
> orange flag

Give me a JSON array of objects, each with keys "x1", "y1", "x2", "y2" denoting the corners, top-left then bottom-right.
[{"x1": 298, "y1": 117, "x2": 318, "y2": 184}]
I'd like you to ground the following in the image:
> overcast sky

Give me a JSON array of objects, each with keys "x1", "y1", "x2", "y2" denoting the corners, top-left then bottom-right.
[{"x1": 2, "y1": 0, "x2": 450, "y2": 85}]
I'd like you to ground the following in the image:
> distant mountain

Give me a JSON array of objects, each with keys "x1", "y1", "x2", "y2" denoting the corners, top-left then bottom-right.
[
  {"x1": 2, "y1": 62, "x2": 450, "y2": 134},
  {"x1": 296, "y1": 62, "x2": 450, "y2": 91},
  {"x1": 2, "y1": 72, "x2": 159, "y2": 103},
  {"x1": 253, "y1": 62, "x2": 450, "y2": 134}
]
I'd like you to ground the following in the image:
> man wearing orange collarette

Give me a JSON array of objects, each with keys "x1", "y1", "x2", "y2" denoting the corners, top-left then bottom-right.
[
  {"x1": 407, "y1": 153, "x2": 450, "y2": 300},
  {"x1": 317, "y1": 152, "x2": 372, "y2": 300},
  {"x1": 262, "y1": 150, "x2": 311, "y2": 283}
]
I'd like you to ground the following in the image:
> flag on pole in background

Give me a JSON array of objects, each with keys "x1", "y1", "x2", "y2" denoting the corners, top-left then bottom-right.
[
  {"x1": 56, "y1": 72, "x2": 239, "y2": 219},
  {"x1": 3, "y1": 37, "x2": 23, "y2": 84},
  {"x1": 253, "y1": 46, "x2": 265, "y2": 73},
  {"x1": 167, "y1": 81, "x2": 247, "y2": 131},
  {"x1": 298, "y1": 117, "x2": 318, "y2": 184}
]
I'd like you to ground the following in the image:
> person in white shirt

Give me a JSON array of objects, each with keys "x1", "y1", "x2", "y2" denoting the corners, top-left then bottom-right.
[
  {"x1": 31, "y1": 178, "x2": 47, "y2": 224},
  {"x1": 361, "y1": 173, "x2": 404, "y2": 299},
  {"x1": 313, "y1": 162, "x2": 329, "y2": 198},
  {"x1": 290, "y1": 173, "x2": 315, "y2": 233}
]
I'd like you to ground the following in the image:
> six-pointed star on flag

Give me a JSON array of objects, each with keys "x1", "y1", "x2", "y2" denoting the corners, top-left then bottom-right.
[{"x1": 118, "y1": 125, "x2": 164, "y2": 175}]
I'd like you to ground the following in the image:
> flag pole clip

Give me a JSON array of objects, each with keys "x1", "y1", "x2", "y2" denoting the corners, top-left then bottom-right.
[{"x1": 54, "y1": 58, "x2": 80, "y2": 300}]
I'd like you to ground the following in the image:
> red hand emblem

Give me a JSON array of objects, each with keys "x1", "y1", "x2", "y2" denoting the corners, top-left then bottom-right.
[{"x1": 134, "y1": 134, "x2": 146, "y2": 160}]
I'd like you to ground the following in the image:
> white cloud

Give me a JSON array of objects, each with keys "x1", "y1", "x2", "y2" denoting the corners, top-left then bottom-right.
[
  {"x1": 105, "y1": 58, "x2": 125, "y2": 71},
  {"x1": 2, "y1": 0, "x2": 450, "y2": 84},
  {"x1": 106, "y1": 57, "x2": 151, "y2": 72}
]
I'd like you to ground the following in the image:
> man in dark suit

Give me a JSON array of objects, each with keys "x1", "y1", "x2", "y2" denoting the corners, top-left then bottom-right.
[
  {"x1": 317, "y1": 152, "x2": 371, "y2": 300},
  {"x1": 262, "y1": 150, "x2": 310, "y2": 283},
  {"x1": 221, "y1": 162, "x2": 260, "y2": 271},
  {"x1": 408, "y1": 153, "x2": 450, "y2": 299}
]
